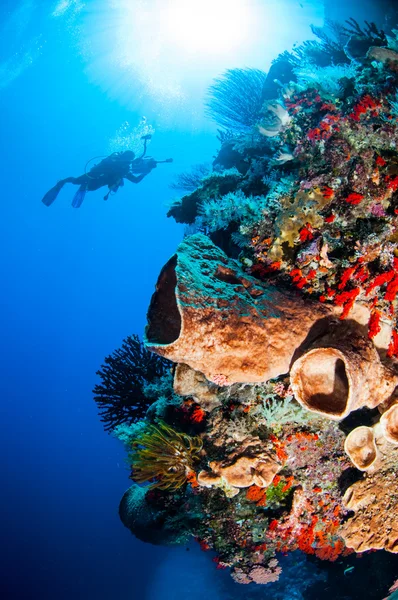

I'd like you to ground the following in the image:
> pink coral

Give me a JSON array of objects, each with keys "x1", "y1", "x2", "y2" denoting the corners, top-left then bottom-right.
[
  {"x1": 212, "y1": 374, "x2": 230, "y2": 386},
  {"x1": 369, "y1": 203, "x2": 386, "y2": 217},
  {"x1": 249, "y1": 565, "x2": 282, "y2": 584}
]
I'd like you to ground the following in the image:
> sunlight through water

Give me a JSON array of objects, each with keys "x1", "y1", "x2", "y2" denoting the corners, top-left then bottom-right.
[
  {"x1": 75, "y1": 0, "x2": 324, "y2": 128},
  {"x1": 162, "y1": 0, "x2": 251, "y2": 55}
]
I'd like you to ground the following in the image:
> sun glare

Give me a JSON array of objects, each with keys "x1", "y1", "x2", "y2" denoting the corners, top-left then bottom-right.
[
  {"x1": 78, "y1": 0, "x2": 324, "y2": 127},
  {"x1": 163, "y1": 0, "x2": 251, "y2": 55}
]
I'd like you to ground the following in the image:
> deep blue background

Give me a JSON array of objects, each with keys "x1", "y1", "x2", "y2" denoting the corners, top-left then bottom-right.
[
  {"x1": 0, "y1": 6, "x2": 214, "y2": 597},
  {"x1": 1, "y1": 1, "x2": 395, "y2": 599}
]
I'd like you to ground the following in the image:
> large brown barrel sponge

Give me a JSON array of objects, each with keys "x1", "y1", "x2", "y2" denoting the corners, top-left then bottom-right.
[
  {"x1": 144, "y1": 234, "x2": 333, "y2": 384},
  {"x1": 290, "y1": 324, "x2": 398, "y2": 420}
]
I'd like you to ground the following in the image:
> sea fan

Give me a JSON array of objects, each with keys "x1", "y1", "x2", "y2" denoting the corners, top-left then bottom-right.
[{"x1": 206, "y1": 68, "x2": 267, "y2": 133}]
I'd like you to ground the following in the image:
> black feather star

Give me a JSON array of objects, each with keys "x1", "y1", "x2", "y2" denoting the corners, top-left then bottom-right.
[{"x1": 93, "y1": 334, "x2": 172, "y2": 432}]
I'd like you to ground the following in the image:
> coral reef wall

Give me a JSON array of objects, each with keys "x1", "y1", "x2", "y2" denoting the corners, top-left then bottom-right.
[{"x1": 94, "y1": 14, "x2": 398, "y2": 598}]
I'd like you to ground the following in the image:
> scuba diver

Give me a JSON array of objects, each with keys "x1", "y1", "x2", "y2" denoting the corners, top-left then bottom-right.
[{"x1": 41, "y1": 135, "x2": 173, "y2": 208}]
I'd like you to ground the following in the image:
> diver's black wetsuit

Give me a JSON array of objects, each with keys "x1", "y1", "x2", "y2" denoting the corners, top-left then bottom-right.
[
  {"x1": 42, "y1": 150, "x2": 155, "y2": 207},
  {"x1": 60, "y1": 153, "x2": 149, "y2": 190}
]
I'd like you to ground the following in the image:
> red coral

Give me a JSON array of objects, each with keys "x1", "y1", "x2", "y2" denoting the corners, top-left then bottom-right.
[
  {"x1": 281, "y1": 476, "x2": 294, "y2": 493},
  {"x1": 251, "y1": 261, "x2": 281, "y2": 278},
  {"x1": 187, "y1": 471, "x2": 199, "y2": 488},
  {"x1": 299, "y1": 223, "x2": 314, "y2": 242},
  {"x1": 322, "y1": 187, "x2": 335, "y2": 200},
  {"x1": 338, "y1": 266, "x2": 356, "y2": 290},
  {"x1": 212, "y1": 556, "x2": 227, "y2": 569},
  {"x1": 320, "y1": 102, "x2": 337, "y2": 112},
  {"x1": 269, "y1": 519, "x2": 279, "y2": 531},
  {"x1": 334, "y1": 288, "x2": 360, "y2": 319},
  {"x1": 350, "y1": 95, "x2": 380, "y2": 121},
  {"x1": 368, "y1": 309, "x2": 382, "y2": 339},
  {"x1": 386, "y1": 175, "x2": 398, "y2": 192},
  {"x1": 387, "y1": 330, "x2": 398, "y2": 358},
  {"x1": 385, "y1": 276, "x2": 398, "y2": 302},
  {"x1": 307, "y1": 127, "x2": 321, "y2": 142},
  {"x1": 290, "y1": 268, "x2": 310, "y2": 289},
  {"x1": 297, "y1": 516, "x2": 318, "y2": 554},
  {"x1": 365, "y1": 270, "x2": 395, "y2": 295},
  {"x1": 246, "y1": 485, "x2": 266, "y2": 503},
  {"x1": 376, "y1": 156, "x2": 386, "y2": 167},
  {"x1": 354, "y1": 266, "x2": 369, "y2": 283},
  {"x1": 315, "y1": 539, "x2": 345, "y2": 562},
  {"x1": 307, "y1": 114, "x2": 339, "y2": 143},
  {"x1": 191, "y1": 406, "x2": 206, "y2": 423},
  {"x1": 196, "y1": 538, "x2": 210, "y2": 551},
  {"x1": 345, "y1": 192, "x2": 364, "y2": 205}
]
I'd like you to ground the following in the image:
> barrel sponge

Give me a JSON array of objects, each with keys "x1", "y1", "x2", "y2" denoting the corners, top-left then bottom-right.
[
  {"x1": 290, "y1": 324, "x2": 398, "y2": 421},
  {"x1": 119, "y1": 484, "x2": 193, "y2": 546},
  {"x1": 145, "y1": 233, "x2": 332, "y2": 384}
]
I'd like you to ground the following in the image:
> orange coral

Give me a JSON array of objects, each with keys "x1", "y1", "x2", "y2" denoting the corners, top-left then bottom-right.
[
  {"x1": 191, "y1": 405, "x2": 206, "y2": 423},
  {"x1": 246, "y1": 485, "x2": 266, "y2": 502},
  {"x1": 187, "y1": 471, "x2": 199, "y2": 488}
]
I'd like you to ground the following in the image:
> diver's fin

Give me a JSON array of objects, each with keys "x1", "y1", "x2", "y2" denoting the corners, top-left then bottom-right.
[
  {"x1": 41, "y1": 182, "x2": 63, "y2": 207},
  {"x1": 71, "y1": 185, "x2": 87, "y2": 208}
]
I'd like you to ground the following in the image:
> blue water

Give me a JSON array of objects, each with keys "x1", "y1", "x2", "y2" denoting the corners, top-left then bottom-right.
[{"x1": 1, "y1": 1, "x2": 396, "y2": 599}]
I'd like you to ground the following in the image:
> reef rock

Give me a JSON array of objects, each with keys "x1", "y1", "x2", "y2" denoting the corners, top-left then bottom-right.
[
  {"x1": 173, "y1": 363, "x2": 222, "y2": 412},
  {"x1": 341, "y1": 431, "x2": 398, "y2": 554},
  {"x1": 119, "y1": 484, "x2": 198, "y2": 546},
  {"x1": 367, "y1": 46, "x2": 398, "y2": 67}
]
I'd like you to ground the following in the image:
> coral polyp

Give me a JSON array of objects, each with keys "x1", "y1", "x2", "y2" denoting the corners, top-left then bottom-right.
[{"x1": 128, "y1": 421, "x2": 203, "y2": 491}]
